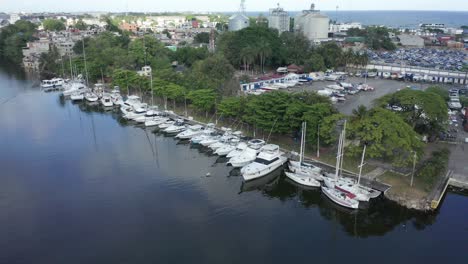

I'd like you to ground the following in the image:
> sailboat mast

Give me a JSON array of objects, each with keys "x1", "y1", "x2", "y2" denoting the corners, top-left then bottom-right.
[
  {"x1": 335, "y1": 130, "x2": 343, "y2": 179},
  {"x1": 82, "y1": 39, "x2": 89, "y2": 87},
  {"x1": 150, "y1": 73, "x2": 154, "y2": 106},
  {"x1": 299, "y1": 122, "x2": 304, "y2": 164},
  {"x1": 339, "y1": 120, "x2": 347, "y2": 177},
  {"x1": 358, "y1": 144, "x2": 366, "y2": 185},
  {"x1": 69, "y1": 55, "x2": 73, "y2": 79}
]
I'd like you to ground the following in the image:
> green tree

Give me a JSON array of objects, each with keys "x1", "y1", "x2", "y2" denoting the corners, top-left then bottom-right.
[
  {"x1": 0, "y1": 20, "x2": 37, "y2": 63},
  {"x1": 280, "y1": 32, "x2": 311, "y2": 65},
  {"x1": 304, "y1": 52, "x2": 326, "y2": 72},
  {"x1": 377, "y1": 89, "x2": 449, "y2": 135},
  {"x1": 74, "y1": 19, "x2": 88, "y2": 30},
  {"x1": 217, "y1": 96, "x2": 244, "y2": 118},
  {"x1": 348, "y1": 108, "x2": 423, "y2": 166},
  {"x1": 425, "y1": 86, "x2": 449, "y2": 102},
  {"x1": 188, "y1": 89, "x2": 216, "y2": 117},
  {"x1": 194, "y1": 32, "x2": 210, "y2": 44},
  {"x1": 43, "y1": 19, "x2": 66, "y2": 31}
]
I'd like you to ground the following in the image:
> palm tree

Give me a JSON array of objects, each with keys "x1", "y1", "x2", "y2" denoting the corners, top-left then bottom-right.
[
  {"x1": 352, "y1": 105, "x2": 369, "y2": 121},
  {"x1": 256, "y1": 39, "x2": 271, "y2": 74}
]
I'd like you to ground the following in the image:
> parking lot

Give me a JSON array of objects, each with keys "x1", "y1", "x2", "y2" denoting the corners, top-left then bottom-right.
[{"x1": 290, "y1": 77, "x2": 433, "y2": 115}]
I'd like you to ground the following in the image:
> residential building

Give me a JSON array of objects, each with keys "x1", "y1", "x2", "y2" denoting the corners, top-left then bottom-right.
[
  {"x1": 9, "y1": 13, "x2": 21, "y2": 24},
  {"x1": 229, "y1": 14, "x2": 249, "y2": 31},
  {"x1": 119, "y1": 22, "x2": 138, "y2": 33},
  {"x1": 329, "y1": 22, "x2": 362, "y2": 33},
  {"x1": 268, "y1": 4, "x2": 290, "y2": 33},
  {"x1": 295, "y1": 3, "x2": 330, "y2": 42}
]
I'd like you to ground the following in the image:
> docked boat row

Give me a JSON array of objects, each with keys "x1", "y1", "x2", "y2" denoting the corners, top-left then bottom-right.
[{"x1": 56, "y1": 85, "x2": 382, "y2": 210}]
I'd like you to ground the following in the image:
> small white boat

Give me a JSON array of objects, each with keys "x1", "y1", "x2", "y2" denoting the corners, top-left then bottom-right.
[
  {"x1": 164, "y1": 119, "x2": 186, "y2": 134},
  {"x1": 228, "y1": 147, "x2": 258, "y2": 168},
  {"x1": 241, "y1": 144, "x2": 287, "y2": 181},
  {"x1": 200, "y1": 136, "x2": 221, "y2": 147},
  {"x1": 70, "y1": 92, "x2": 84, "y2": 101},
  {"x1": 123, "y1": 104, "x2": 149, "y2": 120},
  {"x1": 209, "y1": 136, "x2": 237, "y2": 151},
  {"x1": 120, "y1": 95, "x2": 142, "y2": 113},
  {"x1": 158, "y1": 120, "x2": 175, "y2": 129},
  {"x1": 145, "y1": 117, "x2": 169, "y2": 127},
  {"x1": 284, "y1": 171, "x2": 320, "y2": 187},
  {"x1": 84, "y1": 92, "x2": 99, "y2": 102},
  {"x1": 322, "y1": 186, "x2": 359, "y2": 209},
  {"x1": 62, "y1": 82, "x2": 87, "y2": 96},
  {"x1": 247, "y1": 139, "x2": 266, "y2": 150},
  {"x1": 100, "y1": 95, "x2": 113, "y2": 107},
  {"x1": 190, "y1": 125, "x2": 217, "y2": 144},
  {"x1": 133, "y1": 110, "x2": 160, "y2": 123},
  {"x1": 175, "y1": 124, "x2": 204, "y2": 139},
  {"x1": 214, "y1": 138, "x2": 241, "y2": 156},
  {"x1": 226, "y1": 142, "x2": 248, "y2": 158}
]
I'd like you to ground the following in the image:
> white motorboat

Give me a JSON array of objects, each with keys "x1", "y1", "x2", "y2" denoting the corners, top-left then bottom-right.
[
  {"x1": 228, "y1": 147, "x2": 258, "y2": 168},
  {"x1": 120, "y1": 95, "x2": 142, "y2": 113},
  {"x1": 62, "y1": 82, "x2": 87, "y2": 96},
  {"x1": 284, "y1": 171, "x2": 320, "y2": 187},
  {"x1": 190, "y1": 124, "x2": 217, "y2": 143},
  {"x1": 287, "y1": 122, "x2": 323, "y2": 182},
  {"x1": 133, "y1": 110, "x2": 160, "y2": 123},
  {"x1": 209, "y1": 136, "x2": 237, "y2": 151},
  {"x1": 175, "y1": 124, "x2": 204, "y2": 139},
  {"x1": 41, "y1": 78, "x2": 65, "y2": 89},
  {"x1": 84, "y1": 92, "x2": 99, "y2": 102},
  {"x1": 100, "y1": 95, "x2": 113, "y2": 107},
  {"x1": 123, "y1": 104, "x2": 149, "y2": 120},
  {"x1": 247, "y1": 139, "x2": 266, "y2": 150},
  {"x1": 226, "y1": 142, "x2": 248, "y2": 158},
  {"x1": 322, "y1": 186, "x2": 359, "y2": 209},
  {"x1": 200, "y1": 136, "x2": 221, "y2": 147},
  {"x1": 241, "y1": 144, "x2": 287, "y2": 181},
  {"x1": 110, "y1": 89, "x2": 123, "y2": 106},
  {"x1": 145, "y1": 117, "x2": 169, "y2": 127},
  {"x1": 214, "y1": 138, "x2": 241, "y2": 156},
  {"x1": 158, "y1": 120, "x2": 175, "y2": 129},
  {"x1": 164, "y1": 119, "x2": 186, "y2": 134},
  {"x1": 70, "y1": 92, "x2": 84, "y2": 101}
]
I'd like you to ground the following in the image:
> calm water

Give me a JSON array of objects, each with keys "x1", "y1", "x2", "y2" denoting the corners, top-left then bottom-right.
[
  {"x1": 1, "y1": 64, "x2": 467, "y2": 264},
  {"x1": 244, "y1": 11, "x2": 468, "y2": 28}
]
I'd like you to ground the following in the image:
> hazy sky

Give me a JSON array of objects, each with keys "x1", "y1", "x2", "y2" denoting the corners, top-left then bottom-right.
[{"x1": 1, "y1": 0, "x2": 468, "y2": 13}]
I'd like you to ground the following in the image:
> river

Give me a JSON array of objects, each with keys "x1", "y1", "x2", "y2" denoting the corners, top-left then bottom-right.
[{"x1": 0, "y1": 64, "x2": 467, "y2": 264}]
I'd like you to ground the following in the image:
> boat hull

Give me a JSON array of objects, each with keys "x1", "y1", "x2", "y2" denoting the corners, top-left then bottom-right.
[
  {"x1": 322, "y1": 186, "x2": 359, "y2": 209},
  {"x1": 284, "y1": 171, "x2": 320, "y2": 187},
  {"x1": 241, "y1": 156, "x2": 287, "y2": 181}
]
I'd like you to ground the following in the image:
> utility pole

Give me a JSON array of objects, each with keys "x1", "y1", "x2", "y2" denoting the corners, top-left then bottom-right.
[{"x1": 411, "y1": 151, "x2": 417, "y2": 187}]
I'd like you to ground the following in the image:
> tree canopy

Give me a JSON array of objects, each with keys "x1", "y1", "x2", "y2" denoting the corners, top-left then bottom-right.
[
  {"x1": 377, "y1": 89, "x2": 448, "y2": 135},
  {"x1": 0, "y1": 20, "x2": 37, "y2": 63},
  {"x1": 43, "y1": 19, "x2": 66, "y2": 31}
]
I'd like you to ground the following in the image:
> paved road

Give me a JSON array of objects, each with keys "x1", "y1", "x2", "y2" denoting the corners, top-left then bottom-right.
[{"x1": 448, "y1": 116, "x2": 468, "y2": 182}]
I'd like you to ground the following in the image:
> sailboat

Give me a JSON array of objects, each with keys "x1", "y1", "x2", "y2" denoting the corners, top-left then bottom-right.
[
  {"x1": 285, "y1": 122, "x2": 321, "y2": 187},
  {"x1": 322, "y1": 122, "x2": 378, "y2": 203},
  {"x1": 321, "y1": 128, "x2": 360, "y2": 209}
]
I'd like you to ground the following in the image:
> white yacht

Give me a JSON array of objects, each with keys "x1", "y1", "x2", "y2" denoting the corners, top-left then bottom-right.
[
  {"x1": 100, "y1": 94, "x2": 113, "y2": 107},
  {"x1": 214, "y1": 138, "x2": 241, "y2": 156},
  {"x1": 41, "y1": 78, "x2": 65, "y2": 89},
  {"x1": 62, "y1": 82, "x2": 87, "y2": 96},
  {"x1": 175, "y1": 124, "x2": 204, "y2": 139},
  {"x1": 70, "y1": 92, "x2": 84, "y2": 101},
  {"x1": 158, "y1": 120, "x2": 175, "y2": 129},
  {"x1": 226, "y1": 142, "x2": 248, "y2": 158},
  {"x1": 228, "y1": 147, "x2": 258, "y2": 168},
  {"x1": 322, "y1": 186, "x2": 359, "y2": 209},
  {"x1": 123, "y1": 104, "x2": 149, "y2": 120},
  {"x1": 200, "y1": 135, "x2": 221, "y2": 147},
  {"x1": 84, "y1": 92, "x2": 99, "y2": 102},
  {"x1": 164, "y1": 119, "x2": 186, "y2": 134},
  {"x1": 241, "y1": 144, "x2": 287, "y2": 181},
  {"x1": 133, "y1": 110, "x2": 160, "y2": 123},
  {"x1": 190, "y1": 127, "x2": 217, "y2": 144},
  {"x1": 110, "y1": 89, "x2": 123, "y2": 106},
  {"x1": 247, "y1": 139, "x2": 266, "y2": 150},
  {"x1": 120, "y1": 95, "x2": 142, "y2": 113},
  {"x1": 209, "y1": 135, "x2": 237, "y2": 151},
  {"x1": 145, "y1": 117, "x2": 169, "y2": 127}
]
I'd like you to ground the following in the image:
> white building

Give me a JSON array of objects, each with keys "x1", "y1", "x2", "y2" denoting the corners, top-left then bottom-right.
[
  {"x1": 329, "y1": 22, "x2": 362, "y2": 33},
  {"x1": 268, "y1": 4, "x2": 290, "y2": 33},
  {"x1": 295, "y1": 3, "x2": 329, "y2": 42},
  {"x1": 9, "y1": 13, "x2": 21, "y2": 24},
  {"x1": 229, "y1": 14, "x2": 249, "y2": 32}
]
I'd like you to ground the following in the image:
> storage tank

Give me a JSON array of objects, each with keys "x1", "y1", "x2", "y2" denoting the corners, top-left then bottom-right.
[
  {"x1": 229, "y1": 14, "x2": 250, "y2": 31},
  {"x1": 295, "y1": 3, "x2": 330, "y2": 42}
]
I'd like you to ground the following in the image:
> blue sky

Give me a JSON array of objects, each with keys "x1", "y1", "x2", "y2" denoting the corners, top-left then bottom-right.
[{"x1": 1, "y1": 0, "x2": 467, "y2": 12}]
